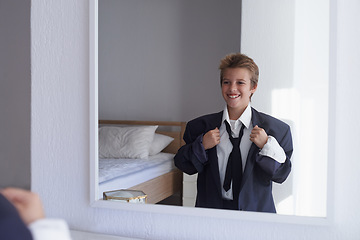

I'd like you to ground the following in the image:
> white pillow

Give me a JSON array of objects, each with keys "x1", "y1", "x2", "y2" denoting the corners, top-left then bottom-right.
[
  {"x1": 98, "y1": 125, "x2": 158, "y2": 159},
  {"x1": 149, "y1": 133, "x2": 174, "y2": 156}
]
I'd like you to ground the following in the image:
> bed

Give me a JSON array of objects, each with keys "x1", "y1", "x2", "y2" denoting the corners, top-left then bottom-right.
[{"x1": 98, "y1": 120, "x2": 186, "y2": 204}]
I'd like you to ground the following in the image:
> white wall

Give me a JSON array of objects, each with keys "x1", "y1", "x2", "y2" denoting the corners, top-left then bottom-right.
[
  {"x1": 98, "y1": 0, "x2": 240, "y2": 122},
  {"x1": 0, "y1": 0, "x2": 31, "y2": 189},
  {"x1": 241, "y1": 0, "x2": 329, "y2": 217},
  {"x1": 31, "y1": 0, "x2": 360, "y2": 239}
]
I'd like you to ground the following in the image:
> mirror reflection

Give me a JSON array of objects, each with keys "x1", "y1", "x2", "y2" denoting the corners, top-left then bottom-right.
[{"x1": 97, "y1": 0, "x2": 329, "y2": 217}]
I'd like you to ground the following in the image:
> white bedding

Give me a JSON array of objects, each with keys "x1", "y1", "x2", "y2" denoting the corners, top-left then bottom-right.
[
  {"x1": 98, "y1": 152, "x2": 176, "y2": 198},
  {"x1": 99, "y1": 152, "x2": 175, "y2": 183}
]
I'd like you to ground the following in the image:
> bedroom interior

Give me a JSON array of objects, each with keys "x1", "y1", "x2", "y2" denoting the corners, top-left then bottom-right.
[
  {"x1": 92, "y1": 0, "x2": 330, "y2": 220},
  {"x1": 5, "y1": 0, "x2": 360, "y2": 239}
]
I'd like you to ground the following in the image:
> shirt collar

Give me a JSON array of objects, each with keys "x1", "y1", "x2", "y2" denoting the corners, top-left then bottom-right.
[{"x1": 222, "y1": 103, "x2": 252, "y2": 129}]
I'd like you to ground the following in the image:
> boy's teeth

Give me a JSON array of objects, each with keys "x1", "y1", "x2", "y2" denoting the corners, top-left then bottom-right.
[{"x1": 229, "y1": 95, "x2": 238, "y2": 99}]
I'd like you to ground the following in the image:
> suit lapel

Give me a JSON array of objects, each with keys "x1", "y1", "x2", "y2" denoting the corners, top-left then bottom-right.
[{"x1": 206, "y1": 112, "x2": 223, "y2": 196}]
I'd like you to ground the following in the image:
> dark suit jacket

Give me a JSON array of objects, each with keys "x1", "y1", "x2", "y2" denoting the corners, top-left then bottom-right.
[
  {"x1": 0, "y1": 193, "x2": 33, "y2": 239},
  {"x1": 174, "y1": 108, "x2": 293, "y2": 213}
]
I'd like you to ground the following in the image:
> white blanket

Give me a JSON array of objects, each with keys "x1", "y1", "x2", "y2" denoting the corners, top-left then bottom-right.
[{"x1": 99, "y1": 152, "x2": 175, "y2": 183}]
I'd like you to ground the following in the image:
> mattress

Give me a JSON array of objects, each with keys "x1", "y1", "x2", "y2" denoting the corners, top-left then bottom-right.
[{"x1": 98, "y1": 152, "x2": 176, "y2": 198}]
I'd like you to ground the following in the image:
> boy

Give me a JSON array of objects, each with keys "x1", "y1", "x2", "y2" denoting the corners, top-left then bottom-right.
[
  {"x1": 1, "y1": 188, "x2": 72, "y2": 240},
  {"x1": 174, "y1": 53, "x2": 293, "y2": 212}
]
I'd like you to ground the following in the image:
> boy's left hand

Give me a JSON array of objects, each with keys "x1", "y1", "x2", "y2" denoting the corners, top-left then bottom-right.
[{"x1": 250, "y1": 125, "x2": 268, "y2": 149}]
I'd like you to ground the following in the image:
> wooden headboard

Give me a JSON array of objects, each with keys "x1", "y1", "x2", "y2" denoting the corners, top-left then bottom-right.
[{"x1": 98, "y1": 120, "x2": 186, "y2": 154}]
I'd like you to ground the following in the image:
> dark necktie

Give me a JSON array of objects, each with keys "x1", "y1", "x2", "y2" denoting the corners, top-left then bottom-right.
[{"x1": 223, "y1": 121, "x2": 245, "y2": 198}]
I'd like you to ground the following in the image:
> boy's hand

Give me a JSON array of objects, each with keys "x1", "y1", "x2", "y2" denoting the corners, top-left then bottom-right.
[
  {"x1": 1, "y1": 187, "x2": 45, "y2": 225},
  {"x1": 250, "y1": 125, "x2": 268, "y2": 149},
  {"x1": 202, "y1": 127, "x2": 220, "y2": 150}
]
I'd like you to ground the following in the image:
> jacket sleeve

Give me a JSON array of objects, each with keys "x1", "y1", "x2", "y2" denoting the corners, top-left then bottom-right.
[
  {"x1": 174, "y1": 123, "x2": 209, "y2": 175},
  {"x1": 255, "y1": 124, "x2": 293, "y2": 183}
]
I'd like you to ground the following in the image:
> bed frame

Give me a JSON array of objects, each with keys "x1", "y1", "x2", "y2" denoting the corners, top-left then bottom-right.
[{"x1": 99, "y1": 120, "x2": 186, "y2": 204}]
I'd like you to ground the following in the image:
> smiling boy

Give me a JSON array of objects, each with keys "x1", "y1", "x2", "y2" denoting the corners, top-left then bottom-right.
[{"x1": 174, "y1": 53, "x2": 293, "y2": 212}]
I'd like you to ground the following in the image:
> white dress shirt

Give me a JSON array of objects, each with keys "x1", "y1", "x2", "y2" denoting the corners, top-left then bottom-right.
[
  {"x1": 29, "y1": 219, "x2": 72, "y2": 240},
  {"x1": 218, "y1": 104, "x2": 286, "y2": 200}
]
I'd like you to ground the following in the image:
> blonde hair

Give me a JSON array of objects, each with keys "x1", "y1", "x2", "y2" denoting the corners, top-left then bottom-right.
[{"x1": 219, "y1": 53, "x2": 259, "y2": 89}]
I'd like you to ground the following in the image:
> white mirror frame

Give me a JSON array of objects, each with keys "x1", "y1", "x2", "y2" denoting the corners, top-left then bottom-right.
[{"x1": 89, "y1": 0, "x2": 335, "y2": 225}]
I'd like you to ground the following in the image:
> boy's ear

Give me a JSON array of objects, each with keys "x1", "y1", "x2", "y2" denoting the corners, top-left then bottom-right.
[{"x1": 251, "y1": 84, "x2": 257, "y2": 93}]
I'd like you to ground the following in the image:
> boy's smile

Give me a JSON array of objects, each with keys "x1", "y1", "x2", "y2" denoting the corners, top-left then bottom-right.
[{"x1": 221, "y1": 67, "x2": 257, "y2": 119}]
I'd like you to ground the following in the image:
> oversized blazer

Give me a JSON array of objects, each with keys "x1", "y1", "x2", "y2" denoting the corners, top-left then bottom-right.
[
  {"x1": 0, "y1": 194, "x2": 33, "y2": 239},
  {"x1": 174, "y1": 107, "x2": 293, "y2": 213}
]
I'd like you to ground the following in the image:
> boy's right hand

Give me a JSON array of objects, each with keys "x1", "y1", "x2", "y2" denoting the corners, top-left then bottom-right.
[{"x1": 202, "y1": 127, "x2": 220, "y2": 150}]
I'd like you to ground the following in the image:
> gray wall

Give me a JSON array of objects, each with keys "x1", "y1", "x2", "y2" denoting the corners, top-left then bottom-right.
[
  {"x1": 98, "y1": 0, "x2": 241, "y2": 122},
  {"x1": 0, "y1": 0, "x2": 31, "y2": 189}
]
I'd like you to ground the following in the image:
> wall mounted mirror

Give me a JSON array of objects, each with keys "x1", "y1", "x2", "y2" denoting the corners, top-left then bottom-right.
[{"x1": 90, "y1": 0, "x2": 334, "y2": 224}]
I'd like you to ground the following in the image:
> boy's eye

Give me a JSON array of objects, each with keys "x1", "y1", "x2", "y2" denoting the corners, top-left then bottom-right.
[
  {"x1": 236, "y1": 81, "x2": 246, "y2": 85},
  {"x1": 222, "y1": 80, "x2": 229, "y2": 85}
]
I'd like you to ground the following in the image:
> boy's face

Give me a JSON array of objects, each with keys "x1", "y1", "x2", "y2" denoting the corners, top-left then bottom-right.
[{"x1": 221, "y1": 67, "x2": 257, "y2": 116}]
